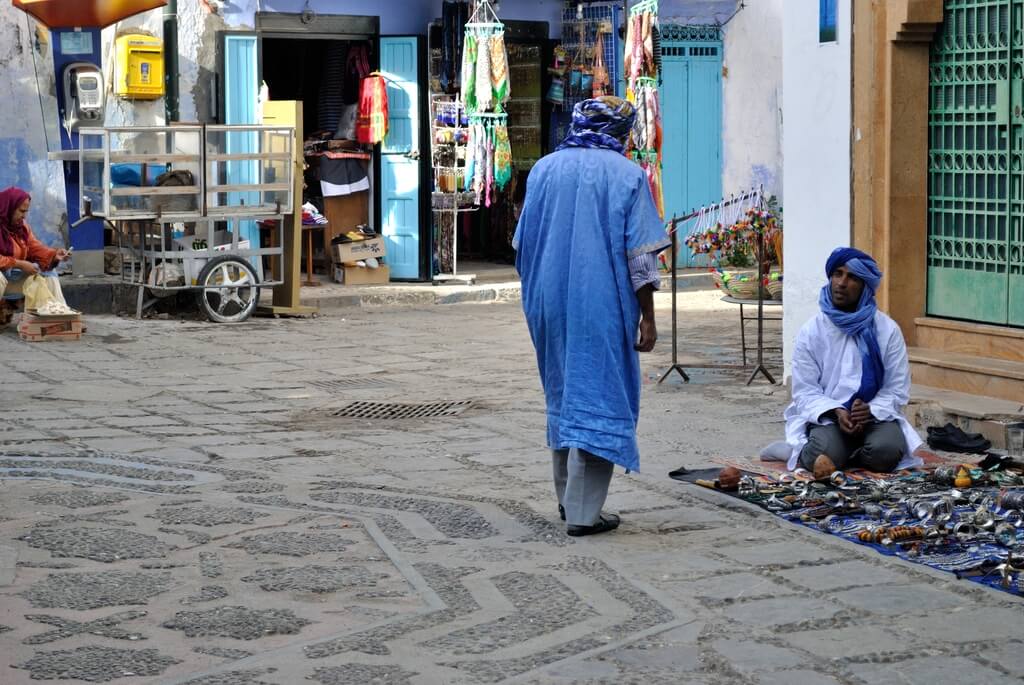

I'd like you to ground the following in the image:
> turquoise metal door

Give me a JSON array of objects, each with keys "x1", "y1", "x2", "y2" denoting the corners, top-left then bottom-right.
[
  {"x1": 380, "y1": 36, "x2": 422, "y2": 280},
  {"x1": 222, "y1": 33, "x2": 260, "y2": 252},
  {"x1": 928, "y1": 0, "x2": 1023, "y2": 326},
  {"x1": 660, "y1": 25, "x2": 723, "y2": 266}
]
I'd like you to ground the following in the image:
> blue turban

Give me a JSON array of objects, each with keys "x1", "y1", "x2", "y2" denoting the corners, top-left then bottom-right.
[
  {"x1": 819, "y1": 247, "x2": 885, "y2": 408},
  {"x1": 556, "y1": 96, "x2": 636, "y2": 154}
]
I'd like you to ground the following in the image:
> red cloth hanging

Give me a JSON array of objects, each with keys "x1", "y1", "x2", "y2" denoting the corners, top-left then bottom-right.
[{"x1": 356, "y1": 75, "x2": 389, "y2": 145}]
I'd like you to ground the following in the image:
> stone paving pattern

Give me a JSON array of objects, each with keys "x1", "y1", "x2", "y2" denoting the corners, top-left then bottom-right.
[{"x1": 0, "y1": 292, "x2": 1022, "y2": 683}]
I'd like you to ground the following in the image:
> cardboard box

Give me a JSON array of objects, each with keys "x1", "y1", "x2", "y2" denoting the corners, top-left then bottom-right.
[
  {"x1": 18, "y1": 313, "x2": 85, "y2": 342},
  {"x1": 331, "y1": 236, "x2": 386, "y2": 264},
  {"x1": 334, "y1": 264, "x2": 390, "y2": 285}
]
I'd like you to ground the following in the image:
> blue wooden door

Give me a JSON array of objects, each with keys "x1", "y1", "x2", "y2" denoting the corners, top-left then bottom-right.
[
  {"x1": 380, "y1": 37, "x2": 422, "y2": 280},
  {"x1": 660, "y1": 27, "x2": 723, "y2": 266}
]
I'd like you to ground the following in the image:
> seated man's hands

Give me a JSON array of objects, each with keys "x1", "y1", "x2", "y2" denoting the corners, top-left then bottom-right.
[
  {"x1": 849, "y1": 399, "x2": 873, "y2": 429},
  {"x1": 834, "y1": 407, "x2": 862, "y2": 435}
]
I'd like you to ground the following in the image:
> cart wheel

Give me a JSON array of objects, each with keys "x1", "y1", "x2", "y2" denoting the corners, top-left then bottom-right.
[{"x1": 196, "y1": 256, "x2": 259, "y2": 323}]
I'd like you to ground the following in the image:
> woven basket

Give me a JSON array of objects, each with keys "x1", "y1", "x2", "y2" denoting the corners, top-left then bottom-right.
[
  {"x1": 765, "y1": 279, "x2": 783, "y2": 300},
  {"x1": 728, "y1": 278, "x2": 761, "y2": 299}
]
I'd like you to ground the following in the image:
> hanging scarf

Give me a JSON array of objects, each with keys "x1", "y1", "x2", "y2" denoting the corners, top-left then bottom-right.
[
  {"x1": 474, "y1": 35, "x2": 493, "y2": 112},
  {"x1": 818, "y1": 247, "x2": 885, "y2": 408},
  {"x1": 461, "y1": 33, "x2": 478, "y2": 112},
  {"x1": 489, "y1": 33, "x2": 510, "y2": 107},
  {"x1": 556, "y1": 96, "x2": 636, "y2": 154},
  {"x1": 485, "y1": 127, "x2": 495, "y2": 207},
  {"x1": 356, "y1": 75, "x2": 388, "y2": 144},
  {"x1": 0, "y1": 187, "x2": 31, "y2": 257},
  {"x1": 493, "y1": 124, "x2": 512, "y2": 190}
]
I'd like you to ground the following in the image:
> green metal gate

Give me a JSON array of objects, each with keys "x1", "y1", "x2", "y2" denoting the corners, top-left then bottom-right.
[{"x1": 928, "y1": 0, "x2": 1024, "y2": 326}]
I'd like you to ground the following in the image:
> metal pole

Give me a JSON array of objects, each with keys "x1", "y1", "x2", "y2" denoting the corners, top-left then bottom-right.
[
  {"x1": 658, "y1": 217, "x2": 689, "y2": 384},
  {"x1": 163, "y1": 0, "x2": 179, "y2": 123},
  {"x1": 746, "y1": 190, "x2": 776, "y2": 385}
]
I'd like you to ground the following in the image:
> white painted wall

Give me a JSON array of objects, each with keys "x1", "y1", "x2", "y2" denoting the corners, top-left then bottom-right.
[
  {"x1": 781, "y1": 0, "x2": 852, "y2": 379},
  {"x1": 659, "y1": 0, "x2": 784, "y2": 198},
  {"x1": 721, "y1": 0, "x2": 783, "y2": 197},
  {"x1": 0, "y1": 6, "x2": 66, "y2": 245}
]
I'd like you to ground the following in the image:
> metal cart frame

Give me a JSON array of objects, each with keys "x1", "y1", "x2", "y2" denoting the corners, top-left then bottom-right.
[{"x1": 78, "y1": 124, "x2": 294, "y2": 323}]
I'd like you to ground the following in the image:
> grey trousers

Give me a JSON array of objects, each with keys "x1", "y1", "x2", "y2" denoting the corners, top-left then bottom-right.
[
  {"x1": 798, "y1": 420, "x2": 905, "y2": 472},
  {"x1": 552, "y1": 448, "x2": 615, "y2": 526}
]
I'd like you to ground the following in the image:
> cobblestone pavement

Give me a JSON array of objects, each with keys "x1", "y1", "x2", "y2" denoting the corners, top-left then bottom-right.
[{"x1": 1, "y1": 292, "x2": 1022, "y2": 684}]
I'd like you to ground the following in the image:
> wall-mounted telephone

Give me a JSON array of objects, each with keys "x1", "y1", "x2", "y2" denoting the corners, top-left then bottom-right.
[{"x1": 62, "y1": 62, "x2": 104, "y2": 131}]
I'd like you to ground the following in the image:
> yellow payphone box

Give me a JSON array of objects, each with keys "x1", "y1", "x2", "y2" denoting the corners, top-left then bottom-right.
[{"x1": 114, "y1": 34, "x2": 164, "y2": 99}]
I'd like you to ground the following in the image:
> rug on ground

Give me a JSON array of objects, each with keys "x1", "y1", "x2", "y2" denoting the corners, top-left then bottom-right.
[{"x1": 670, "y1": 455, "x2": 1024, "y2": 597}]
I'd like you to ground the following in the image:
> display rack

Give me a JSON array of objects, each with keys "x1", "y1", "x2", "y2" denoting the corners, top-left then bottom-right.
[
  {"x1": 430, "y1": 94, "x2": 478, "y2": 285},
  {"x1": 658, "y1": 188, "x2": 777, "y2": 386}
]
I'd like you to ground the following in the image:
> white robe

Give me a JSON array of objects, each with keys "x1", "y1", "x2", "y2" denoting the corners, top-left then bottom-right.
[{"x1": 784, "y1": 311, "x2": 923, "y2": 471}]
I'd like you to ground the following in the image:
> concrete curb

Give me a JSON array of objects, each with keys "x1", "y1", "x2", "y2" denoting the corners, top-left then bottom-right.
[{"x1": 58, "y1": 270, "x2": 719, "y2": 314}]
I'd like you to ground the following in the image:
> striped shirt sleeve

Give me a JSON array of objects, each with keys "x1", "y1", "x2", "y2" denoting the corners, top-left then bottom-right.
[{"x1": 628, "y1": 251, "x2": 661, "y2": 292}]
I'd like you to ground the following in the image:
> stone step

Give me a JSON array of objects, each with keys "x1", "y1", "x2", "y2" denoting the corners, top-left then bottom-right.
[
  {"x1": 908, "y1": 346, "x2": 1024, "y2": 404},
  {"x1": 906, "y1": 384, "x2": 1024, "y2": 450},
  {"x1": 915, "y1": 316, "x2": 1024, "y2": 363}
]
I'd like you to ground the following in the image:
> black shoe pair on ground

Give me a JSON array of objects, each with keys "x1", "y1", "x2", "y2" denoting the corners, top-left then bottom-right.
[
  {"x1": 926, "y1": 422, "x2": 992, "y2": 454},
  {"x1": 557, "y1": 504, "x2": 620, "y2": 537}
]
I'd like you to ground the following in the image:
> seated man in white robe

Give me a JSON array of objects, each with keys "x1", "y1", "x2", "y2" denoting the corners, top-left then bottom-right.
[{"x1": 784, "y1": 247, "x2": 923, "y2": 475}]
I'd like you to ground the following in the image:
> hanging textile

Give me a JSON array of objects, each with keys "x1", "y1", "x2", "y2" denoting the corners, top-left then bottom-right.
[
  {"x1": 493, "y1": 124, "x2": 512, "y2": 190},
  {"x1": 356, "y1": 74, "x2": 388, "y2": 144},
  {"x1": 318, "y1": 41, "x2": 347, "y2": 133},
  {"x1": 624, "y1": 0, "x2": 664, "y2": 218},
  {"x1": 593, "y1": 31, "x2": 609, "y2": 97},
  {"x1": 489, "y1": 34, "x2": 510, "y2": 106},
  {"x1": 461, "y1": 34, "x2": 478, "y2": 113},
  {"x1": 474, "y1": 36, "x2": 493, "y2": 112},
  {"x1": 441, "y1": 1, "x2": 469, "y2": 93},
  {"x1": 344, "y1": 43, "x2": 371, "y2": 104}
]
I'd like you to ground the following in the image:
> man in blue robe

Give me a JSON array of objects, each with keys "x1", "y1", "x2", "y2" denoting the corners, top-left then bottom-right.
[{"x1": 513, "y1": 97, "x2": 670, "y2": 537}]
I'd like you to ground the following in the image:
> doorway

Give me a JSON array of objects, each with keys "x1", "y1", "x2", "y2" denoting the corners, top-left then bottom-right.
[{"x1": 660, "y1": 24, "x2": 723, "y2": 267}]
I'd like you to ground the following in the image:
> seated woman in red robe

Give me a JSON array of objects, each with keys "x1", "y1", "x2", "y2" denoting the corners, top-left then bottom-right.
[{"x1": 0, "y1": 187, "x2": 71, "y2": 324}]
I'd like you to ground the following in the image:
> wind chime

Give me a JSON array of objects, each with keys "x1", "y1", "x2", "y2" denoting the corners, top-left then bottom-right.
[{"x1": 625, "y1": 0, "x2": 664, "y2": 218}]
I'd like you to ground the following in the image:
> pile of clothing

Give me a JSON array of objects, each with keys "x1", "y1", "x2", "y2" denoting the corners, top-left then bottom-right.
[{"x1": 301, "y1": 202, "x2": 328, "y2": 227}]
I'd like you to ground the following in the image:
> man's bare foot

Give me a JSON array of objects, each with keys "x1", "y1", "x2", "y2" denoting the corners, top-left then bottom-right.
[{"x1": 813, "y1": 454, "x2": 837, "y2": 480}]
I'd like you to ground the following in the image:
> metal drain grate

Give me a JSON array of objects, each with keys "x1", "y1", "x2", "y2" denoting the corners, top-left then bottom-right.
[
  {"x1": 309, "y1": 376, "x2": 394, "y2": 391},
  {"x1": 330, "y1": 401, "x2": 474, "y2": 420}
]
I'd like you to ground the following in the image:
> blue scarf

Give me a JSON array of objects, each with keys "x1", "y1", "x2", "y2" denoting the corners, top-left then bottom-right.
[
  {"x1": 556, "y1": 96, "x2": 635, "y2": 154},
  {"x1": 819, "y1": 247, "x2": 885, "y2": 408}
]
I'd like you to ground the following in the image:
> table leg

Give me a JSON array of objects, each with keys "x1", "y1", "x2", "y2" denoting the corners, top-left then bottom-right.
[
  {"x1": 303, "y1": 230, "x2": 319, "y2": 287},
  {"x1": 739, "y1": 303, "x2": 748, "y2": 366}
]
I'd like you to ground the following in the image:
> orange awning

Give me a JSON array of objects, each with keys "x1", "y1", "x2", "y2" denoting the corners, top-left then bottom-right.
[{"x1": 12, "y1": 0, "x2": 168, "y2": 29}]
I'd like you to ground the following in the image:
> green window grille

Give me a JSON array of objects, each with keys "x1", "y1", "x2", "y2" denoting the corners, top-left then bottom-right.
[{"x1": 927, "y1": 0, "x2": 1024, "y2": 326}]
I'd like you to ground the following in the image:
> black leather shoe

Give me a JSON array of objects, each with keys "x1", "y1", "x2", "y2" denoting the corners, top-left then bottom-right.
[
  {"x1": 567, "y1": 514, "x2": 620, "y2": 537},
  {"x1": 558, "y1": 504, "x2": 565, "y2": 521}
]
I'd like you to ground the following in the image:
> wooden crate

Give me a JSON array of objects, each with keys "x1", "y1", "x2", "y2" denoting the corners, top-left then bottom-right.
[{"x1": 18, "y1": 312, "x2": 84, "y2": 342}]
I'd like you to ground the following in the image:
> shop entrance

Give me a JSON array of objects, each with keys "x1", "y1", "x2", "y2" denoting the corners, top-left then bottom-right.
[
  {"x1": 927, "y1": 0, "x2": 1024, "y2": 326},
  {"x1": 260, "y1": 35, "x2": 377, "y2": 281},
  {"x1": 220, "y1": 14, "x2": 431, "y2": 282}
]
